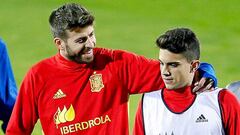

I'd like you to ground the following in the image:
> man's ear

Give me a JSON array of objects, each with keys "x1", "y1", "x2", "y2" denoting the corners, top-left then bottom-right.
[
  {"x1": 54, "y1": 37, "x2": 64, "y2": 50},
  {"x1": 191, "y1": 60, "x2": 200, "y2": 73}
]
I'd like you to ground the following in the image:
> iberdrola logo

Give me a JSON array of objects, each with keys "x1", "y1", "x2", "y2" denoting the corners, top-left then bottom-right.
[{"x1": 54, "y1": 104, "x2": 75, "y2": 128}]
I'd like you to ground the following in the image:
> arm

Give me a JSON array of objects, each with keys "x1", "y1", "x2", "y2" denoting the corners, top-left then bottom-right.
[
  {"x1": 114, "y1": 50, "x2": 164, "y2": 94},
  {"x1": 115, "y1": 50, "x2": 217, "y2": 94},
  {"x1": 219, "y1": 89, "x2": 240, "y2": 135},
  {"x1": 6, "y1": 69, "x2": 39, "y2": 135},
  {"x1": 0, "y1": 39, "x2": 18, "y2": 133}
]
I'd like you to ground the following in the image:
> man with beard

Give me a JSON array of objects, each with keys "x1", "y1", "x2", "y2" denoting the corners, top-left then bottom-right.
[{"x1": 6, "y1": 3, "x2": 217, "y2": 135}]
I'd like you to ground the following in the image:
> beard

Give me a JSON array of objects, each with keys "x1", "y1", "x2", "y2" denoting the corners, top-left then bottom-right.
[{"x1": 65, "y1": 45, "x2": 94, "y2": 64}]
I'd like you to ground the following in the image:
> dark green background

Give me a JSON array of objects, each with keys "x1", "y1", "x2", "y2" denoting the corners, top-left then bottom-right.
[{"x1": 1, "y1": 0, "x2": 239, "y2": 134}]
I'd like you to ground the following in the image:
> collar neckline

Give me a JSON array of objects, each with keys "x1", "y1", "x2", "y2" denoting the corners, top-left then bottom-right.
[
  {"x1": 164, "y1": 85, "x2": 195, "y2": 99},
  {"x1": 55, "y1": 53, "x2": 91, "y2": 70}
]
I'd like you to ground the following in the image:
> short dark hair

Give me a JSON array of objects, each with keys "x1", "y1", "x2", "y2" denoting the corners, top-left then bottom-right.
[
  {"x1": 49, "y1": 3, "x2": 95, "y2": 39},
  {"x1": 156, "y1": 28, "x2": 200, "y2": 62}
]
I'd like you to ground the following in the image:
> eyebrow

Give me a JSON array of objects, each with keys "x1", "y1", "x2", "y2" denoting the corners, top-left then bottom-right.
[
  {"x1": 167, "y1": 62, "x2": 180, "y2": 65},
  {"x1": 74, "y1": 30, "x2": 94, "y2": 43},
  {"x1": 89, "y1": 30, "x2": 94, "y2": 35},
  {"x1": 158, "y1": 59, "x2": 180, "y2": 65}
]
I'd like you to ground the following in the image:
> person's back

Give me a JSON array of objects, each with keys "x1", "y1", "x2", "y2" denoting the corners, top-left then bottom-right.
[{"x1": 0, "y1": 38, "x2": 18, "y2": 133}]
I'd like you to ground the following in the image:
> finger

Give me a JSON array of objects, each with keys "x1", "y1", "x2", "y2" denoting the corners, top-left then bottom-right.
[
  {"x1": 205, "y1": 78, "x2": 214, "y2": 89},
  {"x1": 192, "y1": 81, "x2": 199, "y2": 92},
  {"x1": 198, "y1": 77, "x2": 207, "y2": 88},
  {"x1": 208, "y1": 78, "x2": 213, "y2": 83},
  {"x1": 208, "y1": 81, "x2": 215, "y2": 91},
  {"x1": 205, "y1": 78, "x2": 213, "y2": 85},
  {"x1": 204, "y1": 81, "x2": 214, "y2": 90},
  {"x1": 196, "y1": 81, "x2": 214, "y2": 94},
  {"x1": 198, "y1": 77, "x2": 213, "y2": 91},
  {"x1": 192, "y1": 85, "x2": 200, "y2": 93},
  {"x1": 192, "y1": 78, "x2": 207, "y2": 93},
  {"x1": 194, "y1": 81, "x2": 199, "y2": 86}
]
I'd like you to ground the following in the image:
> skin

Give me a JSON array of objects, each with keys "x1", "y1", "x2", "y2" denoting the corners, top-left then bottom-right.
[
  {"x1": 54, "y1": 25, "x2": 96, "y2": 63},
  {"x1": 159, "y1": 49, "x2": 200, "y2": 90}
]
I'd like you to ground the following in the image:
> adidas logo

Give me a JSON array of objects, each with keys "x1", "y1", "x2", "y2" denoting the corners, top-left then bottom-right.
[
  {"x1": 53, "y1": 89, "x2": 66, "y2": 99},
  {"x1": 195, "y1": 114, "x2": 208, "y2": 123},
  {"x1": 159, "y1": 131, "x2": 174, "y2": 135}
]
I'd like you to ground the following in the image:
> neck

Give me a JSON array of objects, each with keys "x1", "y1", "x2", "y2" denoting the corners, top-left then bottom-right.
[
  {"x1": 164, "y1": 85, "x2": 194, "y2": 98},
  {"x1": 59, "y1": 50, "x2": 70, "y2": 61}
]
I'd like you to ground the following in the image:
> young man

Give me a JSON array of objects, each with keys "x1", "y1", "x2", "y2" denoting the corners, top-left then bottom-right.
[
  {"x1": 0, "y1": 39, "x2": 18, "y2": 133},
  {"x1": 6, "y1": 4, "x2": 216, "y2": 135},
  {"x1": 226, "y1": 81, "x2": 240, "y2": 99},
  {"x1": 133, "y1": 28, "x2": 240, "y2": 135}
]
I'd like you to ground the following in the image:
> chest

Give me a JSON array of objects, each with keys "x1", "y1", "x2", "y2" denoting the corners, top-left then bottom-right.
[
  {"x1": 36, "y1": 68, "x2": 127, "y2": 130},
  {"x1": 142, "y1": 91, "x2": 224, "y2": 135}
]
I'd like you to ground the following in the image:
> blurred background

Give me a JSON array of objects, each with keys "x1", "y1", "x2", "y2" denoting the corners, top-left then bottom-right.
[{"x1": 0, "y1": 0, "x2": 239, "y2": 134}]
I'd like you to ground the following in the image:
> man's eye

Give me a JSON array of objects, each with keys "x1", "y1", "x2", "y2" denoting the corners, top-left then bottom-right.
[
  {"x1": 170, "y1": 64, "x2": 178, "y2": 67},
  {"x1": 89, "y1": 32, "x2": 94, "y2": 37},
  {"x1": 76, "y1": 37, "x2": 87, "y2": 43}
]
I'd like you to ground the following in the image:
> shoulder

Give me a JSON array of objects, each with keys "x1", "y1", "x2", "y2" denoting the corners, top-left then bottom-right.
[
  {"x1": 20, "y1": 56, "x2": 56, "y2": 89},
  {"x1": 144, "y1": 89, "x2": 162, "y2": 98},
  {"x1": 199, "y1": 88, "x2": 238, "y2": 101},
  {"x1": 218, "y1": 88, "x2": 239, "y2": 118},
  {"x1": 94, "y1": 48, "x2": 158, "y2": 68},
  {"x1": 30, "y1": 55, "x2": 56, "y2": 75},
  {"x1": 218, "y1": 88, "x2": 240, "y2": 134},
  {"x1": 94, "y1": 47, "x2": 141, "y2": 64},
  {"x1": 94, "y1": 47, "x2": 137, "y2": 58},
  {"x1": 218, "y1": 89, "x2": 239, "y2": 105},
  {"x1": 198, "y1": 88, "x2": 223, "y2": 97}
]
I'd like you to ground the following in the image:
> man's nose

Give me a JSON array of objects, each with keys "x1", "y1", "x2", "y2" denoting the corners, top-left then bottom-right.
[
  {"x1": 85, "y1": 38, "x2": 95, "y2": 48},
  {"x1": 162, "y1": 66, "x2": 171, "y2": 76}
]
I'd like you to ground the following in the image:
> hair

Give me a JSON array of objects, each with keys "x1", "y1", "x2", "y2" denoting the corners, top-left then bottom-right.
[
  {"x1": 49, "y1": 3, "x2": 95, "y2": 39},
  {"x1": 156, "y1": 28, "x2": 200, "y2": 62}
]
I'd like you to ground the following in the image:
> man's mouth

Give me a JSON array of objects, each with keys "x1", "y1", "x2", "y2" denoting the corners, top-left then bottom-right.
[
  {"x1": 80, "y1": 46, "x2": 93, "y2": 54},
  {"x1": 82, "y1": 49, "x2": 93, "y2": 55},
  {"x1": 79, "y1": 48, "x2": 93, "y2": 58},
  {"x1": 163, "y1": 78, "x2": 173, "y2": 84},
  {"x1": 84, "y1": 49, "x2": 92, "y2": 54}
]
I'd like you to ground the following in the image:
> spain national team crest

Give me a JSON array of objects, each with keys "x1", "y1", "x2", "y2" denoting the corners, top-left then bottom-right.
[{"x1": 89, "y1": 71, "x2": 104, "y2": 92}]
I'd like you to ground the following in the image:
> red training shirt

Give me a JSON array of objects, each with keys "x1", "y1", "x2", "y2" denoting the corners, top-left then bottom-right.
[{"x1": 6, "y1": 48, "x2": 164, "y2": 135}]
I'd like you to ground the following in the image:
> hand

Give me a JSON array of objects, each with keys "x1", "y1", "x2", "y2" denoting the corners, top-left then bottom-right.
[
  {"x1": 192, "y1": 70, "x2": 215, "y2": 93},
  {"x1": 192, "y1": 78, "x2": 215, "y2": 94}
]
